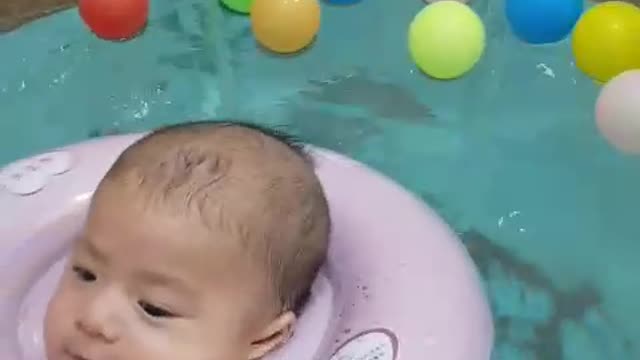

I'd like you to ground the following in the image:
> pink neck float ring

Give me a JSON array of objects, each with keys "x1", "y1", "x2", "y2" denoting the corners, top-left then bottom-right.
[{"x1": 0, "y1": 134, "x2": 494, "y2": 360}]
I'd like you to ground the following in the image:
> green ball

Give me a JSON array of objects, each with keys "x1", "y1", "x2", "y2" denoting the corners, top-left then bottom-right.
[
  {"x1": 408, "y1": 1, "x2": 486, "y2": 80},
  {"x1": 220, "y1": 0, "x2": 254, "y2": 14}
]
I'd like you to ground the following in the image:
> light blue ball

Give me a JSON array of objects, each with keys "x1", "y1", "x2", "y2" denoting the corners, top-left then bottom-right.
[{"x1": 505, "y1": 0, "x2": 583, "y2": 44}]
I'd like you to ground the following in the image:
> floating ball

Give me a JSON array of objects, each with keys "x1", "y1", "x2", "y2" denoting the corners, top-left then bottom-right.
[
  {"x1": 251, "y1": 0, "x2": 321, "y2": 54},
  {"x1": 572, "y1": 1, "x2": 640, "y2": 83},
  {"x1": 221, "y1": 0, "x2": 253, "y2": 13},
  {"x1": 408, "y1": 1, "x2": 485, "y2": 80},
  {"x1": 505, "y1": 0, "x2": 582, "y2": 44},
  {"x1": 79, "y1": 0, "x2": 149, "y2": 41},
  {"x1": 595, "y1": 70, "x2": 640, "y2": 154}
]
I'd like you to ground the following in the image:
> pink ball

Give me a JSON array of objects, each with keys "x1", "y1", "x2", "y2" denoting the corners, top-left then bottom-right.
[{"x1": 595, "y1": 70, "x2": 640, "y2": 154}]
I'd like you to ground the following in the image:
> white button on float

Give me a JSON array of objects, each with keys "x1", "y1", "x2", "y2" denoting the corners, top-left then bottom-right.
[
  {"x1": 1, "y1": 163, "x2": 48, "y2": 195},
  {"x1": 0, "y1": 151, "x2": 72, "y2": 196},
  {"x1": 0, "y1": 169, "x2": 7, "y2": 189},
  {"x1": 33, "y1": 151, "x2": 72, "y2": 175},
  {"x1": 330, "y1": 330, "x2": 396, "y2": 360}
]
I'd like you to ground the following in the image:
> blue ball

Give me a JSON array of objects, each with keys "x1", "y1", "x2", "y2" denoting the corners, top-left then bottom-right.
[{"x1": 505, "y1": 0, "x2": 583, "y2": 44}]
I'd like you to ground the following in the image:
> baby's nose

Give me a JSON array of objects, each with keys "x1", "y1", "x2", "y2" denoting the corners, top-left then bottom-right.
[{"x1": 75, "y1": 289, "x2": 122, "y2": 344}]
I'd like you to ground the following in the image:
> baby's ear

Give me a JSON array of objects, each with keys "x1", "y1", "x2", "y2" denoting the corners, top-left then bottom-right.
[{"x1": 248, "y1": 311, "x2": 296, "y2": 359}]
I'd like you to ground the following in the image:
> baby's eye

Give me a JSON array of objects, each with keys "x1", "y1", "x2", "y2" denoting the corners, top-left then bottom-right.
[
  {"x1": 72, "y1": 265, "x2": 97, "y2": 282},
  {"x1": 138, "y1": 301, "x2": 176, "y2": 318}
]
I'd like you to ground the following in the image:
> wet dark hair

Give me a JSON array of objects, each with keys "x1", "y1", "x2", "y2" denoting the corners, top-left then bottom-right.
[
  {"x1": 102, "y1": 119, "x2": 330, "y2": 314},
  {"x1": 150, "y1": 120, "x2": 310, "y2": 158}
]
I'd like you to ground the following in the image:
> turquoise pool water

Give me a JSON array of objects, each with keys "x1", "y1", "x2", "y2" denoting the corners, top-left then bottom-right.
[{"x1": 1, "y1": 0, "x2": 639, "y2": 358}]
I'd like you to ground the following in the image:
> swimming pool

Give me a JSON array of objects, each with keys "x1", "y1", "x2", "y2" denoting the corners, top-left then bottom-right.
[{"x1": 1, "y1": 0, "x2": 638, "y2": 358}]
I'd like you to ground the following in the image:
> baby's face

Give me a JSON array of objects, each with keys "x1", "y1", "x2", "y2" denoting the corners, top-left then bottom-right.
[{"x1": 44, "y1": 187, "x2": 277, "y2": 360}]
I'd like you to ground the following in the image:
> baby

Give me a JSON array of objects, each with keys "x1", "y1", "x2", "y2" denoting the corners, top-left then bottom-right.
[{"x1": 43, "y1": 121, "x2": 331, "y2": 360}]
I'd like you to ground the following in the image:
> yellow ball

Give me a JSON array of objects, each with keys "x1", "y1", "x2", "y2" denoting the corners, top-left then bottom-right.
[
  {"x1": 572, "y1": 1, "x2": 640, "y2": 83},
  {"x1": 408, "y1": 1, "x2": 485, "y2": 80},
  {"x1": 250, "y1": 0, "x2": 321, "y2": 54}
]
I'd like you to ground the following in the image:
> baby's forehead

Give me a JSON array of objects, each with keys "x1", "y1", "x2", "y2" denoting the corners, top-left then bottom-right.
[
  {"x1": 86, "y1": 200, "x2": 273, "y2": 291},
  {"x1": 83, "y1": 195, "x2": 255, "y2": 274},
  {"x1": 100, "y1": 126, "x2": 313, "y2": 216},
  {"x1": 93, "y1": 123, "x2": 321, "y2": 259}
]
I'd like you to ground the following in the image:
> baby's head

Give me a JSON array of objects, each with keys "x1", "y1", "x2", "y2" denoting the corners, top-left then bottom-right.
[{"x1": 44, "y1": 121, "x2": 330, "y2": 360}]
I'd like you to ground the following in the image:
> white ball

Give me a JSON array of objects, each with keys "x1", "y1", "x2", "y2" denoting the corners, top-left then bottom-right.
[{"x1": 595, "y1": 70, "x2": 640, "y2": 154}]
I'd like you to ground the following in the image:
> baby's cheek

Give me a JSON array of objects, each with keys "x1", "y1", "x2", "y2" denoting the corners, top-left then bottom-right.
[
  {"x1": 43, "y1": 284, "x2": 73, "y2": 357},
  {"x1": 124, "y1": 328, "x2": 191, "y2": 360},
  {"x1": 125, "y1": 322, "x2": 234, "y2": 360}
]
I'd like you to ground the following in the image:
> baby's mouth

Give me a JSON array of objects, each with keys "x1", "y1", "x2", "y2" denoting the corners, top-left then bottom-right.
[{"x1": 64, "y1": 347, "x2": 92, "y2": 360}]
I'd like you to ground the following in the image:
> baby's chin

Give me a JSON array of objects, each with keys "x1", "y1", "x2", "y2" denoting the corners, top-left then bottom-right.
[
  {"x1": 47, "y1": 342, "x2": 107, "y2": 360},
  {"x1": 42, "y1": 320, "x2": 58, "y2": 359},
  {"x1": 43, "y1": 320, "x2": 71, "y2": 360},
  {"x1": 42, "y1": 347, "x2": 66, "y2": 360},
  {"x1": 43, "y1": 339, "x2": 65, "y2": 360}
]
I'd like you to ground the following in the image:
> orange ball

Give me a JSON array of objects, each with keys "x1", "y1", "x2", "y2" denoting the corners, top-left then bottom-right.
[
  {"x1": 250, "y1": 0, "x2": 321, "y2": 54},
  {"x1": 79, "y1": 0, "x2": 148, "y2": 41}
]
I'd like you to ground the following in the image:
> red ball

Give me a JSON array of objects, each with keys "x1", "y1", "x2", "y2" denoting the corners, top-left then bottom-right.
[{"x1": 79, "y1": 0, "x2": 149, "y2": 41}]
